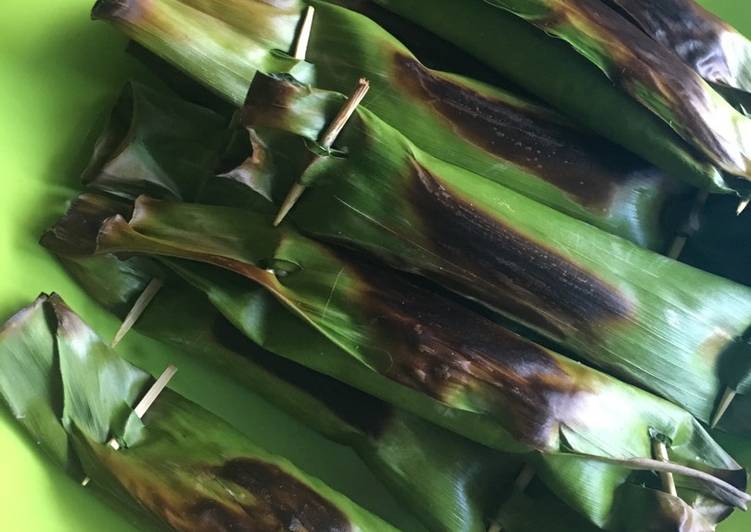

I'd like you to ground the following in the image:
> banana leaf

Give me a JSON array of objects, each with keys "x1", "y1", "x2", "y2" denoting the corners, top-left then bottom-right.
[
  {"x1": 54, "y1": 249, "x2": 605, "y2": 532},
  {"x1": 607, "y1": 0, "x2": 751, "y2": 97},
  {"x1": 41, "y1": 192, "x2": 750, "y2": 528},
  {"x1": 0, "y1": 293, "x2": 394, "y2": 532},
  {"x1": 91, "y1": 0, "x2": 689, "y2": 249},
  {"x1": 474, "y1": 0, "x2": 751, "y2": 179},
  {"x1": 373, "y1": 0, "x2": 748, "y2": 193},
  {"x1": 82, "y1": 80, "x2": 227, "y2": 200},
  {"x1": 239, "y1": 72, "x2": 751, "y2": 432}
]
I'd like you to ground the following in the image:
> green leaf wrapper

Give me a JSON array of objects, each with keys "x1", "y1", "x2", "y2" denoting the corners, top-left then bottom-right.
[
  {"x1": 41, "y1": 192, "x2": 749, "y2": 528},
  {"x1": 0, "y1": 294, "x2": 393, "y2": 532},
  {"x1": 53, "y1": 250, "x2": 605, "y2": 532},
  {"x1": 46, "y1": 84, "x2": 598, "y2": 529},
  {"x1": 91, "y1": 0, "x2": 686, "y2": 248},
  {"x1": 374, "y1": 0, "x2": 746, "y2": 192},
  {"x1": 239, "y1": 73, "x2": 751, "y2": 433},
  {"x1": 82, "y1": 81, "x2": 228, "y2": 200}
]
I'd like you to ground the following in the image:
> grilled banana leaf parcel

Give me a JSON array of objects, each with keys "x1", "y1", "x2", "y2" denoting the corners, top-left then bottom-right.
[
  {"x1": 41, "y1": 192, "x2": 750, "y2": 528},
  {"x1": 52, "y1": 251, "x2": 601, "y2": 532},
  {"x1": 473, "y1": 0, "x2": 751, "y2": 179},
  {"x1": 239, "y1": 74, "x2": 751, "y2": 430},
  {"x1": 0, "y1": 294, "x2": 393, "y2": 532},
  {"x1": 92, "y1": 0, "x2": 685, "y2": 249},
  {"x1": 374, "y1": 0, "x2": 745, "y2": 193},
  {"x1": 608, "y1": 0, "x2": 751, "y2": 96}
]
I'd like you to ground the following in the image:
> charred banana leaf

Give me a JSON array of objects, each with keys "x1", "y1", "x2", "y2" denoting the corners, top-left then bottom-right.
[
  {"x1": 239, "y1": 73, "x2": 751, "y2": 431},
  {"x1": 41, "y1": 192, "x2": 750, "y2": 528},
  {"x1": 374, "y1": 0, "x2": 744, "y2": 192},
  {"x1": 474, "y1": 0, "x2": 751, "y2": 179},
  {"x1": 608, "y1": 0, "x2": 751, "y2": 96},
  {"x1": 0, "y1": 294, "x2": 394, "y2": 532},
  {"x1": 54, "y1": 251, "x2": 601, "y2": 532},
  {"x1": 92, "y1": 0, "x2": 684, "y2": 248}
]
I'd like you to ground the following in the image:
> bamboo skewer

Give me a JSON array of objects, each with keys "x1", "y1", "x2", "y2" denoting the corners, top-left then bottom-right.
[
  {"x1": 487, "y1": 463, "x2": 535, "y2": 532},
  {"x1": 652, "y1": 438, "x2": 677, "y2": 497},
  {"x1": 82, "y1": 365, "x2": 178, "y2": 486},
  {"x1": 292, "y1": 5, "x2": 315, "y2": 60},
  {"x1": 711, "y1": 387, "x2": 737, "y2": 429},
  {"x1": 273, "y1": 78, "x2": 371, "y2": 226},
  {"x1": 111, "y1": 278, "x2": 164, "y2": 347}
]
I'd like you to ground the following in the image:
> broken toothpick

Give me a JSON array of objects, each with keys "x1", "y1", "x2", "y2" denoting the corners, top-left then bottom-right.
[{"x1": 273, "y1": 78, "x2": 371, "y2": 226}]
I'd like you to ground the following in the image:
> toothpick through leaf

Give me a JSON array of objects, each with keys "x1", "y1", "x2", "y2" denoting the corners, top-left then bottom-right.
[{"x1": 273, "y1": 78, "x2": 370, "y2": 226}]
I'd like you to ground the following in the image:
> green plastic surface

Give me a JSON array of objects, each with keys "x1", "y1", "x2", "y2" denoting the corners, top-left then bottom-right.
[{"x1": 0, "y1": 1, "x2": 748, "y2": 530}]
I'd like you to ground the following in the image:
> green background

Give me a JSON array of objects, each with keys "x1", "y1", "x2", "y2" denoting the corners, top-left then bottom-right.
[{"x1": 0, "y1": 1, "x2": 748, "y2": 530}]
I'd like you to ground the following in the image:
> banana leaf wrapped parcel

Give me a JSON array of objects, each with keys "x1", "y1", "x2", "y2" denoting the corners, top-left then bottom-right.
[
  {"x1": 374, "y1": 0, "x2": 750, "y2": 193},
  {"x1": 41, "y1": 192, "x2": 750, "y2": 529},
  {"x1": 49, "y1": 248, "x2": 601, "y2": 532},
  {"x1": 239, "y1": 73, "x2": 751, "y2": 432},
  {"x1": 91, "y1": 0, "x2": 687, "y2": 249},
  {"x1": 475, "y1": 0, "x2": 751, "y2": 180},
  {"x1": 46, "y1": 78, "x2": 748, "y2": 529},
  {"x1": 0, "y1": 294, "x2": 394, "y2": 532}
]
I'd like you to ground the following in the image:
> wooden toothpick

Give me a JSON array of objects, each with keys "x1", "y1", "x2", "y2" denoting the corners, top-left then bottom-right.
[
  {"x1": 652, "y1": 438, "x2": 677, "y2": 497},
  {"x1": 81, "y1": 365, "x2": 177, "y2": 486},
  {"x1": 487, "y1": 463, "x2": 535, "y2": 532},
  {"x1": 82, "y1": 279, "x2": 165, "y2": 486},
  {"x1": 292, "y1": 5, "x2": 315, "y2": 60},
  {"x1": 111, "y1": 278, "x2": 164, "y2": 348},
  {"x1": 273, "y1": 78, "x2": 370, "y2": 226},
  {"x1": 666, "y1": 235, "x2": 689, "y2": 261},
  {"x1": 710, "y1": 387, "x2": 737, "y2": 429},
  {"x1": 737, "y1": 196, "x2": 750, "y2": 216},
  {"x1": 667, "y1": 191, "x2": 709, "y2": 259}
]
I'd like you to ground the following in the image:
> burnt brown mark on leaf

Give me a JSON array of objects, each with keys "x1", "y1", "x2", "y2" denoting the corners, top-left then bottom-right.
[
  {"x1": 408, "y1": 163, "x2": 631, "y2": 341},
  {"x1": 546, "y1": 0, "x2": 739, "y2": 170},
  {"x1": 179, "y1": 238, "x2": 588, "y2": 447},
  {"x1": 393, "y1": 54, "x2": 660, "y2": 209},
  {"x1": 40, "y1": 193, "x2": 133, "y2": 256},
  {"x1": 610, "y1": 485, "x2": 719, "y2": 532},
  {"x1": 211, "y1": 315, "x2": 395, "y2": 438},
  {"x1": 608, "y1": 0, "x2": 739, "y2": 88},
  {"x1": 213, "y1": 458, "x2": 352, "y2": 532},
  {"x1": 188, "y1": 499, "x2": 253, "y2": 532},
  {"x1": 240, "y1": 72, "x2": 303, "y2": 129},
  {"x1": 91, "y1": 0, "x2": 144, "y2": 22},
  {"x1": 340, "y1": 250, "x2": 589, "y2": 448}
]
